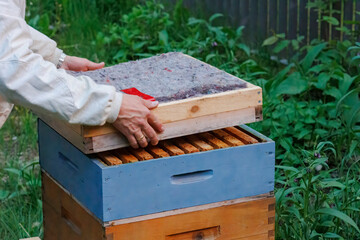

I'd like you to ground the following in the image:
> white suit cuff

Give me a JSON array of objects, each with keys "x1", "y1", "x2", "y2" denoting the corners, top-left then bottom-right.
[
  {"x1": 51, "y1": 48, "x2": 64, "y2": 66},
  {"x1": 107, "y1": 92, "x2": 123, "y2": 123}
]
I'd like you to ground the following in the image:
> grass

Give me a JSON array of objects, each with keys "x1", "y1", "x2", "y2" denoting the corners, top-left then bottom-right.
[
  {"x1": 1, "y1": 0, "x2": 359, "y2": 239},
  {"x1": 0, "y1": 108, "x2": 40, "y2": 239}
]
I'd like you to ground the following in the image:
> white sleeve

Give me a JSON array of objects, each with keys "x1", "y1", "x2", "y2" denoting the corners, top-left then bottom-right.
[
  {"x1": 28, "y1": 26, "x2": 64, "y2": 66},
  {"x1": 0, "y1": 4, "x2": 122, "y2": 126}
]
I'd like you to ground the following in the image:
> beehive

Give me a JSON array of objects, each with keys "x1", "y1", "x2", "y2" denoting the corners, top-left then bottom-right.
[{"x1": 38, "y1": 52, "x2": 274, "y2": 239}]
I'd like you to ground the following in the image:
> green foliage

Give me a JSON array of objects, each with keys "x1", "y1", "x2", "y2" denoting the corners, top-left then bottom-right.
[
  {"x1": 259, "y1": 21, "x2": 360, "y2": 239},
  {"x1": 1, "y1": 1, "x2": 360, "y2": 239},
  {"x1": 0, "y1": 154, "x2": 42, "y2": 239}
]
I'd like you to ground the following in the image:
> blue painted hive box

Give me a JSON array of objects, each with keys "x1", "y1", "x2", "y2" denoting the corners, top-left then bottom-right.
[{"x1": 38, "y1": 119, "x2": 274, "y2": 223}]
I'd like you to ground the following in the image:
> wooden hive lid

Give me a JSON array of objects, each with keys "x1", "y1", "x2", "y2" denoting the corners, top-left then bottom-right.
[{"x1": 37, "y1": 52, "x2": 263, "y2": 153}]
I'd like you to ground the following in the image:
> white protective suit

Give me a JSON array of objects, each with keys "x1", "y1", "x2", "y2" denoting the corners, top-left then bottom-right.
[{"x1": 0, "y1": 0, "x2": 123, "y2": 128}]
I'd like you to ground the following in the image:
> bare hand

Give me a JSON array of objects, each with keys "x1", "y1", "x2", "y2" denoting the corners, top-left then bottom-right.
[
  {"x1": 61, "y1": 56, "x2": 105, "y2": 71},
  {"x1": 112, "y1": 94, "x2": 164, "y2": 149}
]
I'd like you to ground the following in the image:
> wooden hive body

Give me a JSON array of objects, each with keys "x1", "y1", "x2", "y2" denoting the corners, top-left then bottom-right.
[
  {"x1": 42, "y1": 171, "x2": 275, "y2": 240},
  {"x1": 37, "y1": 52, "x2": 262, "y2": 153}
]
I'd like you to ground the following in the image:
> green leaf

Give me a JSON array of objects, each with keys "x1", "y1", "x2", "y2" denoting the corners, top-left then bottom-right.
[
  {"x1": 275, "y1": 165, "x2": 299, "y2": 173},
  {"x1": 236, "y1": 26, "x2": 245, "y2": 37},
  {"x1": 324, "y1": 88, "x2": 342, "y2": 99},
  {"x1": 273, "y1": 40, "x2": 290, "y2": 53},
  {"x1": 308, "y1": 64, "x2": 325, "y2": 73},
  {"x1": 320, "y1": 181, "x2": 346, "y2": 190},
  {"x1": 339, "y1": 74, "x2": 356, "y2": 95},
  {"x1": 314, "y1": 72, "x2": 330, "y2": 90},
  {"x1": 209, "y1": 13, "x2": 223, "y2": 23},
  {"x1": 4, "y1": 168, "x2": 21, "y2": 176},
  {"x1": 158, "y1": 29, "x2": 169, "y2": 46},
  {"x1": 265, "y1": 63, "x2": 294, "y2": 93},
  {"x1": 323, "y1": 16, "x2": 340, "y2": 25},
  {"x1": 317, "y1": 208, "x2": 360, "y2": 233},
  {"x1": 291, "y1": 39, "x2": 300, "y2": 50},
  {"x1": 301, "y1": 42, "x2": 327, "y2": 72},
  {"x1": 262, "y1": 35, "x2": 278, "y2": 46},
  {"x1": 134, "y1": 53, "x2": 154, "y2": 58},
  {"x1": 132, "y1": 41, "x2": 147, "y2": 50},
  {"x1": 296, "y1": 129, "x2": 311, "y2": 139},
  {"x1": 310, "y1": 230, "x2": 322, "y2": 238},
  {"x1": 336, "y1": 26, "x2": 351, "y2": 35},
  {"x1": 187, "y1": 17, "x2": 205, "y2": 26},
  {"x1": 350, "y1": 55, "x2": 360, "y2": 65},
  {"x1": 205, "y1": 53, "x2": 217, "y2": 62},
  {"x1": 0, "y1": 190, "x2": 9, "y2": 200},
  {"x1": 237, "y1": 43, "x2": 250, "y2": 56},
  {"x1": 348, "y1": 140, "x2": 359, "y2": 158},
  {"x1": 347, "y1": 46, "x2": 360, "y2": 52},
  {"x1": 323, "y1": 232, "x2": 343, "y2": 239},
  {"x1": 113, "y1": 49, "x2": 126, "y2": 60},
  {"x1": 273, "y1": 72, "x2": 308, "y2": 96}
]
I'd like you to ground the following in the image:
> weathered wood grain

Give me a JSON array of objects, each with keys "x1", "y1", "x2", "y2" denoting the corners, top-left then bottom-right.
[
  {"x1": 113, "y1": 149, "x2": 138, "y2": 163},
  {"x1": 224, "y1": 126, "x2": 259, "y2": 144},
  {"x1": 199, "y1": 132, "x2": 229, "y2": 149},
  {"x1": 173, "y1": 138, "x2": 200, "y2": 154},
  {"x1": 159, "y1": 141, "x2": 185, "y2": 156},
  {"x1": 146, "y1": 146, "x2": 170, "y2": 158},
  {"x1": 42, "y1": 171, "x2": 275, "y2": 240},
  {"x1": 211, "y1": 129, "x2": 244, "y2": 146},
  {"x1": 186, "y1": 135, "x2": 214, "y2": 151},
  {"x1": 98, "y1": 152, "x2": 123, "y2": 165},
  {"x1": 129, "y1": 148, "x2": 154, "y2": 161}
]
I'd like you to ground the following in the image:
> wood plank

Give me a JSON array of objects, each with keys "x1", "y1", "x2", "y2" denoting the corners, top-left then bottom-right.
[
  {"x1": 36, "y1": 115, "x2": 92, "y2": 153},
  {"x1": 287, "y1": 0, "x2": 298, "y2": 40},
  {"x1": 211, "y1": 129, "x2": 245, "y2": 146},
  {"x1": 344, "y1": 0, "x2": 353, "y2": 41},
  {"x1": 257, "y1": 0, "x2": 267, "y2": 40},
  {"x1": 173, "y1": 138, "x2": 200, "y2": 154},
  {"x1": 41, "y1": 105, "x2": 259, "y2": 154},
  {"x1": 81, "y1": 88, "x2": 262, "y2": 138},
  {"x1": 186, "y1": 135, "x2": 214, "y2": 151},
  {"x1": 113, "y1": 149, "x2": 138, "y2": 163},
  {"x1": 249, "y1": 0, "x2": 258, "y2": 40},
  {"x1": 83, "y1": 86, "x2": 262, "y2": 138},
  {"x1": 224, "y1": 127, "x2": 259, "y2": 144},
  {"x1": 239, "y1": 0, "x2": 250, "y2": 37},
  {"x1": 298, "y1": 0, "x2": 307, "y2": 40},
  {"x1": 98, "y1": 152, "x2": 122, "y2": 166},
  {"x1": 278, "y1": 0, "x2": 287, "y2": 35},
  {"x1": 129, "y1": 148, "x2": 154, "y2": 161},
  {"x1": 151, "y1": 81, "x2": 261, "y2": 124},
  {"x1": 106, "y1": 197, "x2": 275, "y2": 240},
  {"x1": 89, "y1": 107, "x2": 257, "y2": 153},
  {"x1": 199, "y1": 132, "x2": 229, "y2": 149},
  {"x1": 268, "y1": 0, "x2": 277, "y2": 34},
  {"x1": 146, "y1": 146, "x2": 170, "y2": 158},
  {"x1": 159, "y1": 141, "x2": 185, "y2": 156}
]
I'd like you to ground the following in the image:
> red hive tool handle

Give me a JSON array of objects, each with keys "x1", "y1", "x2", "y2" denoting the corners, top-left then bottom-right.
[{"x1": 121, "y1": 88, "x2": 156, "y2": 101}]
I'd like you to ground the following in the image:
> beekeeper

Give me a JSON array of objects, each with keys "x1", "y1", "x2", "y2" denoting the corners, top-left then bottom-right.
[{"x1": 0, "y1": 0, "x2": 164, "y2": 149}]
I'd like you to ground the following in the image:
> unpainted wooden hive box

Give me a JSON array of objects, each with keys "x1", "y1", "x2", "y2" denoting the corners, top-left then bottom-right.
[{"x1": 38, "y1": 52, "x2": 263, "y2": 154}]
